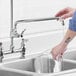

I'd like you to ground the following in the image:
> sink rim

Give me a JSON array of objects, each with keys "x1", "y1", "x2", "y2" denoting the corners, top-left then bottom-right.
[
  {"x1": 0, "y1": 53, "x2": 76, "y2": 76},
  {"x1": 1, "y1": 60, "x2": 76, "y2": 76},
  {"x1": 63, "y1": 50, "x2": 76, "y2": 62}
]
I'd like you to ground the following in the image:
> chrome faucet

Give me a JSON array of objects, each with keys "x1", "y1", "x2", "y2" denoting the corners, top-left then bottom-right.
[
  {"x1": 10, "y1": 17, "x2": 60, "y2": 52},
  {"x1": 10, "y1": 0, "x2": 65, "y2": 60},
  {"x1": 10, "y1": 17, "x2": 64, "y2": 55},
  {"x1": 14, "y1": 17, "x2": 60, "y2": 28}
]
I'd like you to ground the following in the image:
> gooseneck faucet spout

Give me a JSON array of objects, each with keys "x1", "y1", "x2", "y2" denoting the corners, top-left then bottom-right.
[{"x1": 14, "y1": 17, "x2": 60, "y2": 28}]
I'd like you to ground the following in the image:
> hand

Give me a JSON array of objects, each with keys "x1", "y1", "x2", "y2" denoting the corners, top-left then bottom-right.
[
  {"x1": 55, "y1": 7, "x2": 76, "y2": 19},
  {"x1": 51, "y1": 43, "x2": 67, "y2": 60}
]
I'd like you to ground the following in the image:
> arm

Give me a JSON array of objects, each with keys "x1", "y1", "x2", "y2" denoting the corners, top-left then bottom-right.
[
  {"x1": 63, "y1": 10, "x2": 76, "y2": 45},
  {"x1": 51, "y1": 9, "x2": 76, "y2": 59},
  {"x1": 61, "y1": 29, "x2": 76, "y2": 46},
  {"x1": 51, "y1": 29, "x2": 76, "y2": 60}
]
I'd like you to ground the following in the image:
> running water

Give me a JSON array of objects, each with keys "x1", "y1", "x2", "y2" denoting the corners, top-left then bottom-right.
[{"x1": 54, "y1": 54, "x2": 63, "y2": 72}]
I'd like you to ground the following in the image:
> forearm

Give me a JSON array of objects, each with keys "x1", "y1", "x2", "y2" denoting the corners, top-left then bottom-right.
[
  {"x1": 60, "y1": 29, "x2": 76, "y2": 46},
  {"x1": 61, "y1": 11, "x2": 76, "y2": 47}
]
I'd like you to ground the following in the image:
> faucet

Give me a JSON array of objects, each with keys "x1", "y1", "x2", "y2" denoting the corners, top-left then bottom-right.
[
  {"x1": 14, "y1": 17, "x2": 60, "y2": 28},
  {"x1": 14, "y1": 17, "x2": 64, "y2": 57},
  {"x1": 10, "y1": 17, "x2": 60, "y2": 52},
  {"x1": 10, "y1": 0, "x2": 65, "y2": 60},
  {"x1": 10, "y1": 17, "x2": 64, "y2": 54}
]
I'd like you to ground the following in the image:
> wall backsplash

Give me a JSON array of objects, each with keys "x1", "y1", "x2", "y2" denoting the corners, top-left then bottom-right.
[
  {"x1": 0, "y1": 0, "x2": 76, "y2": 54},
  {"x1": 2, "y1": 31, "x2": 76, "y2": 55},
  {"x1": 1, "y1": 0, "x2": 76, "y2": 38}
]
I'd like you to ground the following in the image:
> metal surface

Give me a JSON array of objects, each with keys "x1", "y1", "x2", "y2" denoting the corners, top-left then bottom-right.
[
  {"x1": 34, "y1": 54, "x2": 55, "y2": 73},
  {"x1": 14, "y1": 17, "x2": 59, "y2": 27},
  {"x1": 1, "y1": 54, "x2": 76, "y2": 75},
  {"x1": 10, "y1": 0, "x2": 14, "y2": 53},
  {"x1": 63, "y1": 51, "x2": 76, "y2": 60},
  {"x1": 0, "y1": 53, "x2": 76, "y2": 76}
]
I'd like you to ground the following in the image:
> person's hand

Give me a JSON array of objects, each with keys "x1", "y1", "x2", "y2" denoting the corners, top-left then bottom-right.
[
  {"x1": 55, "y1": 7, "x2": 76, "y2": 19},
  {"x1": 51, "y1": 43, "x2": 67, "y2": 60}
]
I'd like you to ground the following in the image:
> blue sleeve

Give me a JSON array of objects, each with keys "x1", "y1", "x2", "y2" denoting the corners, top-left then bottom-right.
[{"x1": 69, "y1": 11, "x2": 76, "y2": 32}]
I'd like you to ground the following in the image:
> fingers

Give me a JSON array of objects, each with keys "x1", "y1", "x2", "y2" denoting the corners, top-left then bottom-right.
[
  {"x1": 61, "y1": 12, "x2": 72, "y2": 19},
  {"x1": 55, "y1": 8, "x2": 68, "y2": 17},
  {"x1": 51, "y1": 51, "x2": 63, "y2": 60},
  {"x1": 51, "y1": 51, "x2": 56, "y2": 60},
  {"x1": 51, "y1": 47, "x2": 65, "y2": 60},
  {"x1": 55, "y1": 7, "x2": 75, "y2": 19}
]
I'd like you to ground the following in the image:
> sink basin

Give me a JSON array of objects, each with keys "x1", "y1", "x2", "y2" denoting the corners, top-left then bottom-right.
[
  {"x1": 63, "y1": 50, "x2": 76, "y2": 61},
  {"x1": 0, "y1": 53, "x2": 76, "y2": 76}
]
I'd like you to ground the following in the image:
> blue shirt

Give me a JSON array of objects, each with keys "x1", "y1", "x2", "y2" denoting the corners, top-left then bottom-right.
[{"x1": 69, "y1": 11, "x2": 76, "y2": 31}]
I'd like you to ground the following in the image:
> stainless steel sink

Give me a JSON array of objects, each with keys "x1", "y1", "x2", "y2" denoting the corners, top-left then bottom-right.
[
  {"x1": 63, "y1": 50, "x2": 76, "y2": 61},
  {"x1": 0, "y1": 53, "x2": 76, "y2": 76}
]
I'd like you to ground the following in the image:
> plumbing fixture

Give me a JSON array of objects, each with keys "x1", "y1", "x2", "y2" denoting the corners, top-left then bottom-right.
[
  {"x1": 10, "y1": 17, "x2": 63, "y2": 54},
  {"x1": 20, "y1": 29, "x2": 27, "y2": 58},
  {"x1": 14, "y1": 17, "x2": 60, "y2": 29},
  {"x1": 0, "y1": 29, "x2": 27, "y2": 62}
]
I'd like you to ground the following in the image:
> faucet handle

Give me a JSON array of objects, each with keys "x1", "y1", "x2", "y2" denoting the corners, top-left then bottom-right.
[{"x1": 21, "y1": 29, "x2": 26, "y2": 37}]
